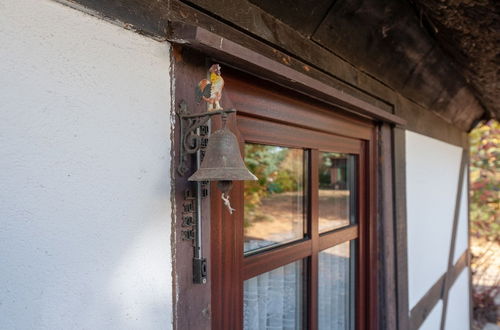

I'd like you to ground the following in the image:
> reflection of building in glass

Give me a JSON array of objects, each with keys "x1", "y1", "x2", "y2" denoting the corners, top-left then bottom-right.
[
  {"x1": 320, "y1": 153, "x2": 348, "y2": 190},
  {"x1": 328, "y1": 156, "x2": 347, "y2": 190}
]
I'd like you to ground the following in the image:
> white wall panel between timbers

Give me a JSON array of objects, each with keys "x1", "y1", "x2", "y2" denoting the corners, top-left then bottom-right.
[
  {"x1": 406, "y1": 131, "x2": 464, "y2": 309},
  {"x1": 0, "y1": 0, "x2": 173, "y2": 329},
  {"x1": 419, "y1": 300, "x2": 443, "y2": 330},
  {"x1": 445, "y1": 269, "x2": 471, "y2": 330}
]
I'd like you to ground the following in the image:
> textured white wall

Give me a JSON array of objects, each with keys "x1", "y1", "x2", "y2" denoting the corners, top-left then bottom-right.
[
  {"x1": 0, "y1": 0, "x2": 173, "y2": 329},
  {"x1": 406, "y1": 131, "x2": 464, "y2": 309},
  {"x1": 445, "y1": 270, "x2": 471, "y2": 330}
]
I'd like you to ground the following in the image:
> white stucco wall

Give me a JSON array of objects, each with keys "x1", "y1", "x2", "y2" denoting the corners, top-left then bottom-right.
[
  {"x1": 406, "y1": 131, "x2": 470, "y2": 329},
  {"x1": 0, "y1": 1, "x2": 173, "y2": 329},
  {"x1": 419, "y1": 300, "x2": 443, "y2": 330},
  {"x1": 445, "y1": 270, "x2": 471, "y2": 330}
]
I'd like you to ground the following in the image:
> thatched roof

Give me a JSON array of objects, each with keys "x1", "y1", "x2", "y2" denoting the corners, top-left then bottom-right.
[{"x1": 413, "y1": 0, "x2": 499, "y2": 119}]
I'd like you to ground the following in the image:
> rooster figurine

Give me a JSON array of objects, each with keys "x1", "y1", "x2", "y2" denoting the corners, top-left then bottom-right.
[{"x1": 195, "y1": 64, "x2": 224, "y2": 111}]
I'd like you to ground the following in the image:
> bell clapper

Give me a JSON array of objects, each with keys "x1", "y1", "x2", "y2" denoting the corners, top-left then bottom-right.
[{"x1": 217, "y1": 180, "x2": 235, "y2": 214}]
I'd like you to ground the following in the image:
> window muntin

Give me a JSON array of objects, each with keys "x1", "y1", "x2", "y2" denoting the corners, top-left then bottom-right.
[
  {"x1": 212, "y1": 107, "x2": 371, "y2": 329},
  {"x1": 242, "y1": 145, "x2": 361, "y2": 329}
]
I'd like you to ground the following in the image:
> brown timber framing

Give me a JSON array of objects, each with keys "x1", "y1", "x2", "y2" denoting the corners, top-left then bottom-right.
[
  {"x1": 168, "y1": 24, "x2": 403, "y2": 330},
  {"x1": 409, "y1": 251, "x2": 469, "y2": 330},
  {"x1": 409, "y1": 149, "x2": 469, "y2": 330},
  {"x1": 440, "y1": 150, "x2": 468, "y2": 330},
  {"x1": 393, "y1": 128, "x2": 410, "y2": 330},
  {"x1": 58, "y1": 0, "x2": 472, "y2": 145},
  {"x1": 378, "y1": 124, "x2": 397, "y2": 330},
  {"x1": 167, "y1": 22, "x2": 405, "y2": 126},
  {"x1": 55, "y1": 1, "x2": 474, "y2": 329}
]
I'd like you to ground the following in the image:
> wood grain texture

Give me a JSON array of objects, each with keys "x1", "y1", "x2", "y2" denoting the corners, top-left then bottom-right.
[
  {"x1": 249, "y1": 0, "x2": 335, "y2": 37},
  {"x1": 242, "y1": 240, "x2": 312, "y2": 280},
  {"x1": 224, "y1": 70, "x2": 374, "y2": 140},
  {"x1": 167, "y1": 22, "x2": 405, "y2": 126},
  {"x1": 378, "y1": 124, "x2": 397, "y2": 330},
  {"x1": 368, "y1": 128, "x2": 379, "y2": 330},
  {"x1": 62, "y1": 0, "x2": 486, "y2": 130},
  {"x1": 171, "y1": 48, "x2": 212, "y2": 330},
  {"x1": 58, "y1": 0, "x2": 170, "y2": 37},
  {"x1": 237, "y1": 116, "x2": 363, "y2": 154},
  {"x1": 395, "y1": 95, "x2": 469, "y2": 147},
  {"x1": 393, "y1": 128, "x2": 410, "y2": 330},
  {"x1": 313, "y1": 0, "x2": 431, "y2": 92},
  {"x1": 176, "y1": 0, "x2": 484, "y2": 130},
  {"x1": 308, "y1": 149, "x2": 319, "y2": 330},
  {"x1": 168, "y1": 0, "x2": 396, "y2": 112},
  {"x1": 318, "y1": 225, "x2": 359, "y2": 251}
]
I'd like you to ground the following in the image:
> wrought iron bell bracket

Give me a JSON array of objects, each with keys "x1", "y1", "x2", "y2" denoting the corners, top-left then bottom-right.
[
  {"x1": 176, "y1": 99, "x2": 236, "y2": 176},
  {"x1": 175, "y1": 99, "x2": 237, "y2": 285}
]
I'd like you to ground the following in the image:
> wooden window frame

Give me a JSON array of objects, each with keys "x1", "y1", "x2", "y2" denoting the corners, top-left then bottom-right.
[
  {"x1": 210, "y1": 70, "x2": 379, "y2": 330},
  {"x1": 171, "y1": 36, "x2": 402, "y2": 328}
]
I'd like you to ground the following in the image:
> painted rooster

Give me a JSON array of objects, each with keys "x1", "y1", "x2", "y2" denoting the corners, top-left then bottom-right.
[{"x1": 195, "y1": 64, "x2": 224, "y2": 111}]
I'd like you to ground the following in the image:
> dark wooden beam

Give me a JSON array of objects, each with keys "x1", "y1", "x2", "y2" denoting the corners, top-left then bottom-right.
[
  {"x1": 167, "y1": 22, "x2": 406, "y2": 126},
  {"x1": 440, "y1": 150, "x2": 468, "y2": 330},
  {"x1": 59, "y1": 0, "x2": 484, "y2": 130},
  {"x1": 56, "y1": 0, "x2": 170, "y2": 38},
  {"x1": 393, "y1": 128, "x2": 410, "y2": 330},
  {"x1": 168, "y1": 0, "x2": 394, "y2": 113},
  {"x1": 171, "y1": 47, "x2": 213, "y2": 330},
  {"x1": 312, "y1": 0, "x2": 432, "y2": 93},
  {"x1": 410, "y1": 274, "x2": 445, "y2": 330},
  {"x1": 409, "y1": 251, "x2": 468, "y2": 330},
  {"x1": 248, "y1": 0, "x2": 335, "y2": 37},
  {"x1": 378, "y1": 124, "x2": 397, "y2": 330},
  {"x1": 180, "y1": 0, "x2": 380, "y2": 98},
  {"x1": 179, "y1": 0, "x2": 484, "y2": 130},
  {"x1": 395, "y1": 95, "x2": 468, "y2": 148}
]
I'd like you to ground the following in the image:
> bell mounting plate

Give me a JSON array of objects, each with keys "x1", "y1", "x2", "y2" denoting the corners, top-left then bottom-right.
[{"x1": 176, "y1": 100, "x2": 236, "y2": 176}]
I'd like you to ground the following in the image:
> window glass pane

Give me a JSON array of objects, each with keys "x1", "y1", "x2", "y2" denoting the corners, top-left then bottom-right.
[
  {"x1": 318, "y1": 152, "x2": 356, "y2": 233},
  {"x1": 318, "y1": 241, "x2": 356, "y2": 330},
  {"x1": 244, "y1": 260, "x2": 304, "y2": 330},
  {"x1": 244, "y1": 144, "x2": 306, "y2": 253}
]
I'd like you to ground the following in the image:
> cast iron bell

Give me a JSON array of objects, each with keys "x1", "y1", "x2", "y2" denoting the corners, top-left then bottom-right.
[
  {"x1": 189, "y1": 126, "x2": 257, "y2": 186},
  {"x1": 189, "y1": 124, "x2": 257, "y2": 214}
]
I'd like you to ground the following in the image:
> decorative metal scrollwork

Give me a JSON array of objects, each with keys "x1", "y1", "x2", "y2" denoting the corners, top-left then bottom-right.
[{"x1": 175, "y1": 100, "x2": 236, "y2": 176}]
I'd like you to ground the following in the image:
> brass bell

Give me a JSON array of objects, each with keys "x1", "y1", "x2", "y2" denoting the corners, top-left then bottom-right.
[{"x1": 189, "y1": 126, "x2": 257, "y2": 185}]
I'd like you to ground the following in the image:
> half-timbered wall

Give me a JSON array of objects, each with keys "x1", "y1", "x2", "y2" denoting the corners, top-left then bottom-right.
[
  {"x1": 406, "y1": 131, "x2": 470, "y2": 330},
  {"x1": 0, "y1": 0, "x2": 476, "y2": 329},
  {"x1": 0, "y1": 1, "x2": 173, "y2": 329}
]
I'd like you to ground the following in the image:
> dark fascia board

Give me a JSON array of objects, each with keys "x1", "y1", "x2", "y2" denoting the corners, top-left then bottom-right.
[
  {"x1": 55, "y1": 0, "x2": 170, "y2": 38},
  {"x1": 167, "y1": 22, "x2": 406, "y2": 127}
]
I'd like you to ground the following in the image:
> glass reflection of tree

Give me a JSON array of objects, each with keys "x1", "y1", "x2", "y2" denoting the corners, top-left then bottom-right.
[{"x1": 244, "y1": 144, "x2": 302, "y2": 229}]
